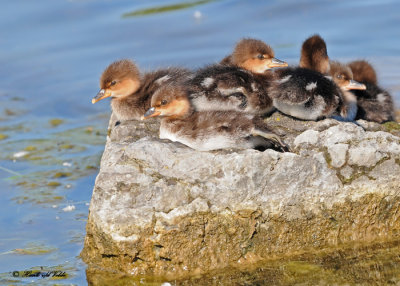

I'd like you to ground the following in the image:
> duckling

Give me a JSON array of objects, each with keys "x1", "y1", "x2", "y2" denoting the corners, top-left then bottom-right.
[
  {"x1": 347, "y1": 60, "x2": 395, "y2": 123},
  {"x1": 276, "y1": 34, "x2": 364, "y2": 122},
  {"x1": 92, "y1": 59, "x2": 191, "y2": 122},
  {"x1": 141, "y1": 84, "x2": 288, "y2": 152},
  {"x1": 347, "y1": 60, "x2": 377, "y2": 84},
  {"x1": 300, "y1": 35, "x2": 394, "y2": 123},
  {"x1": 188, "y1": 38, "x2": 287, "y2": 115},
  {"x1": 328, "y1": 61, "x2": 366, "y2": 122},
  {"x1": 270, "y1": 61, "x2": 365, "y2": 121},
  {"x1": 220, "y1": 38, "x2": 288, "y2": 73}
]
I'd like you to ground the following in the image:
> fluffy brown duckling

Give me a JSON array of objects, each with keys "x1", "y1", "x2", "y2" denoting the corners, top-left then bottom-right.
[
  {"x1": 220, "y1": 38, "x2": 288, "y2": 73},
  {"x1": 269, "y1": 65, "x2": 362, "y2": 121},
  {"x1": 188, "y1": 38, "x2": 287, "y2": 115},
  {"x1": 276, "y1": 34, "x2": 365, "y2": 122},
  {"x1": 347, "y1": 60, "x2": 395, "y2": 123},
  {"x1": 299, "y1": 35, "x2": 394, "y2": 123},
  {"x1": 92, "y1": 59, "x2": 191, "y2": 122},
  {"x1": 141, "y1": 84, "x2": 288, "y2": 152}
]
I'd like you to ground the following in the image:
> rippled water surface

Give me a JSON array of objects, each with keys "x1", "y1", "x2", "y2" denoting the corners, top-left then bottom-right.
[{"x1": 0, "y1": 0, "x2": 399, "y2": 285}]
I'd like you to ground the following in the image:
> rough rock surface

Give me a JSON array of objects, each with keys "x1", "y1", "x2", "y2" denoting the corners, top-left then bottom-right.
[{"x1": 82, "y1": 112, "x2": 400, "y2": 279}]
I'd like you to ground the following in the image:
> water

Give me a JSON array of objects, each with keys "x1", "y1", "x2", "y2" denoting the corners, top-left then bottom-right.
[{"x1": 0, "y1": 0, "x2": 399, "y2": 285}]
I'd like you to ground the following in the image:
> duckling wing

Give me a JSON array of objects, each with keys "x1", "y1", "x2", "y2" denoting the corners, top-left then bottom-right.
[
  {"x1": 353, "y1": 83, "x2": 395, "y2": 123},
  {"x1": 187, "y1": 65, "x2": 255, "y2": 111},
  {"x1": 269, "y1": 68, "x2": 313, "y2": 104},
  {"x1": 270, "y1": 68, "x2": 343, "y2": 120}
]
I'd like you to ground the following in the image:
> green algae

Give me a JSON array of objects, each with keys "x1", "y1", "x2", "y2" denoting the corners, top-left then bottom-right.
[
  {"x1": 383, "y1": 121, "x2": 400, "y2": 131},
  {"x1": 0, "y1": 133, "x2": 8, "y2": 140},
  {"x1": 59, "y1": 144, "x2": 75, "y2": 150},
  {"x1": 0, "y1": 124, "x2": 105, "y2": 205},
  {"x1": 84, "y1": 240, "x2": 400, "y2": 285},
  {"x1": 53, "y1": 172, "x2": 72, "y2": 178},
  {"x1": 123, "y1": 0, "x2": 215, "y2": 18},
  {"x1": 24, "y1": 145, "x2": 37, "y2": 151},
  {"x1": 4, "y1": 109, "x2": 17, "y2": 116},
  {"x1": 47, "y1": 181, "x2": 61, "y2": 187},
  {"x1": 12, "y1": 242, "x2": 57, "y2": 255},
  {"x1": 0, "y1": 123, "x2": 29, "y2": 133},
  {"x1": 49, "y1": 118, "x2": 64, "y2": 127}
]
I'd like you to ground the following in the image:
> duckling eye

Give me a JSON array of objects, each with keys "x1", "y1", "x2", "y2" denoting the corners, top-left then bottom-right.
[
  {"x1": 336, "y1": 74, "x2": 343, "y2": 79},
  {"x1": 161, "y1": 100, "x2": 168, "y2": 105},
  {"x1": 257, "y1": 54, "x2": 264, "y2": 60},
  {"x1": 110, "y1": 80, "x2": 117, "y2": 86}
]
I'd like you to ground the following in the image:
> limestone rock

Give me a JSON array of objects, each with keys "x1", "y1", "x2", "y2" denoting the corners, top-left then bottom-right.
[{"x1": 82, "y1": 111, "x2": 400, "y2": 280}]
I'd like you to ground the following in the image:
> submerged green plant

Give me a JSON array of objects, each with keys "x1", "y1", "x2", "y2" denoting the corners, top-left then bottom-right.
[
  {"x1": 123, "y1": 0, "x2": 215, "y2": 17},
  {"x1": 49, "y1": 118, "x2": 64, "y2": 127}
]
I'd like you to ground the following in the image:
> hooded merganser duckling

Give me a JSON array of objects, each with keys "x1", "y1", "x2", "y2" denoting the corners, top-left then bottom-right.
[
  {"x1": 270, "y1": 61, "x2": 366, "y2": 121},
  {"x1": 347, "y1": 60, "x2": 395, "y2": 123},
  {"x1": 141, "y1": 84, "x2": 288, "y2": 152},
  {"x1": 275, "y1": 34, "x2": 365, "y2": 122},
  {"x1": 188, "y1": 38, "x2": 287, "y2": 115},
  {"x1": 300, "y1": 35, "x2": 393, "y2": 123},
  {"x1": 347, "y1": 60, "x2": 377, "y2": 84},
  {"x1": 92, "y1": 59, "x2": 191, "y2": 122}
]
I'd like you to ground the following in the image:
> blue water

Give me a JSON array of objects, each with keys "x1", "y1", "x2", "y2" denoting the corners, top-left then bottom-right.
[{"x1": 0, "y1": 0, "x2": 399, "y2": 284}]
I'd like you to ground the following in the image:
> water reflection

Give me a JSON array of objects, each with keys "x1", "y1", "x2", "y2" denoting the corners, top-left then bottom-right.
[{"x1": 83, "y1": 240, "x2": 400, "y2": 285}]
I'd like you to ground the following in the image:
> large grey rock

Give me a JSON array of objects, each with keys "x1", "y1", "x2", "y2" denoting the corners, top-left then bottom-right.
[{"x1": 82, "y1": 112, "x2": 400, "y2": 279}]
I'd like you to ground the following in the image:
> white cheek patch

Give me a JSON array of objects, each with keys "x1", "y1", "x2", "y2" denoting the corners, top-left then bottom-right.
[
  {"x1": 305, "y1": 82, "x2": 317, "y2": 91},
  {"x1": 201, "y1": 77, "x2": 215, "y2": 88},
  {"x1": 155, "y1": 75, "x2": 171, "y2": 85}
]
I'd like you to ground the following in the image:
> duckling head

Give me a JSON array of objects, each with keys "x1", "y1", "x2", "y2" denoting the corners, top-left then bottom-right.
[
  {"x1": 231, "y1": 38, "x2": 287, "y2": 73},
  {"x1": 329, "y1": 61, "x2": 366, "y2": 91},
  {"x1": 142, "y1": 85, "x2": 192, "y2": 120},
  {"x1": 299, "y1": 34, "x2": 330, "y2": 74},
  {"x1": 347, "y1": 60, "x2": 377, "y2": 85},
  {"x1": 92, "y1": 59, "x2": 141, "y2": 104}
]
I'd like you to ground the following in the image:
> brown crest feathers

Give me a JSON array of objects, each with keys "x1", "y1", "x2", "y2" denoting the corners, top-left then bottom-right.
[
  {"x1": 347, "y1": 60, "x2": 378, "y2": 84},
  {"x1": 300, "y1": 34, "x2": 330, "y2": 74},
  {"x1": 100, "y1": 59, "x2": 140, "y2": 89}
]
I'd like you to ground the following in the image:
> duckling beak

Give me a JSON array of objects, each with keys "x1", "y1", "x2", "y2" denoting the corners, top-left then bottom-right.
[
  {"x1": 268, "y1": 58, "x2": 288, "y2": 68},
  {"x1": 92, "y1": 89, "x2": 112, "y2": 104},
  {"x1": 141, "y1": 107, "x2": 161, "y2": 120},
  {"x1": 344, "y1": 80, "x2": 366, "y2": 91}
]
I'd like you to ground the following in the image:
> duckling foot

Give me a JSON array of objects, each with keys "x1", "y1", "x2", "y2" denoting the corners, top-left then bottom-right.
[{"x1": 252, "y1": 129, "x2": 290, "y2": 152}]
